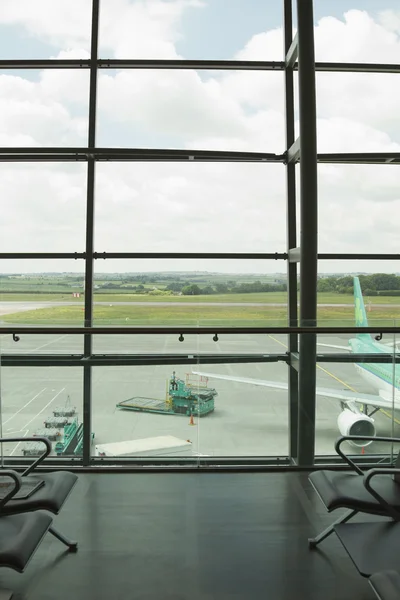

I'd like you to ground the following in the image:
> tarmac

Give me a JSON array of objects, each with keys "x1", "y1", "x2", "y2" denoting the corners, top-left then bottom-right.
[{"x1": 1, "y1": 327, "x2": 399, "y2": 460}]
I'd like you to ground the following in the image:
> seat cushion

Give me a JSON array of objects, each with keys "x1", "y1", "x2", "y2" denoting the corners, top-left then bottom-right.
[
  {"x1": 0, "y1": 511, "x2": 52, "y2": 572},
  {"x1": 370, "y1": 570, "x2": 400, "y2": 600},
  {"x1": 0, "y1": 471, "x2": 78, "y2": 516},
  {"x1": 309, "y1": 469, "x2": 400, "y2": 513}
]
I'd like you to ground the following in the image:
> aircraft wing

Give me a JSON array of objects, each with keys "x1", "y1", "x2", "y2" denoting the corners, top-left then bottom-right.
[
  {"x1": 316, "y1": 343, "x2": 351, "y2": 351},
  {"x1": 192, "y1": 371, "x2": 400, "y2": 411}
]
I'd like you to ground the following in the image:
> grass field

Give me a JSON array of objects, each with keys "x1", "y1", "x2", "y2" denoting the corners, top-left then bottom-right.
[
  {"x1": 2, "y1": 291, "x2": 400, "y2": 304},
  {"x1": 2, "y1": 304, "x2": 399, "y2": 326}
]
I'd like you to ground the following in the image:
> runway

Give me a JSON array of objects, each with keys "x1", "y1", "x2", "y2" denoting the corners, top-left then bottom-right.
[
  {"x1": 1, "y1": 330, "x2": 399, "y2": 460},
  {"x1": 1, "y1": 300, "x2": 399, "y2": 316}
]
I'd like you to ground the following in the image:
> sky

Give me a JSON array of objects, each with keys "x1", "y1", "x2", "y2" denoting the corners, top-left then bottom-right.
[{"x1": 0, "y1": 0, "x2": 400, "y2": 275}]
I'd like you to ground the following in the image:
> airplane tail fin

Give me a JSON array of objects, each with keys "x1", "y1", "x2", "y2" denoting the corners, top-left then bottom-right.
[{"x1": 353, "y1": 276, "x2": 370, "y2": 336}]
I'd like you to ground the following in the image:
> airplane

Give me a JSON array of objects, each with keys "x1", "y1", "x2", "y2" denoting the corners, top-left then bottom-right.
[{"x1": 193, "y1": 277, "x2": 400, "y2": 448}]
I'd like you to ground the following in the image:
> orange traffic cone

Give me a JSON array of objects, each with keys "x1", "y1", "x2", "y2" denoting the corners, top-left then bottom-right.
[
  {"x1": 361, "y1": 447, "x2": 365, "y2": 455},
  {"x1": 189, "y1": 413, "x2": 195, "y2": 426}
]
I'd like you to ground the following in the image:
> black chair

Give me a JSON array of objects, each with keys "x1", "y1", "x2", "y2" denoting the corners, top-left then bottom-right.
[
  {"x1": 0, "y1": 436, "x2": 78, "y2": 552},
  {"x1": 369, "y1": 571, "x2": 400, "y2": 600},
  {"x1": 0, "y1": 469, "x2": 54, "y2": 600},
  {"x1": 308, "y1": 435, "x2": 400, "y2": 548}
]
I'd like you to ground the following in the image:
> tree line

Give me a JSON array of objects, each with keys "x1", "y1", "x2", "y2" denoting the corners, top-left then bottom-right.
[{"x1": 317, "y1": 274, "x2": 400, "y2": 296}]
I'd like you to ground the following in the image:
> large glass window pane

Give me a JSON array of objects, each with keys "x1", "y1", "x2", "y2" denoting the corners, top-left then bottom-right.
[
  {"x1": 0, "y1": 69, "x2": 89, "y2": 146},
  {"x1": 316, "y1": 74, "x2": 400, "y2": 149},
  {"x1": 315, "y1": 350, "x2": 399, "y2": 459},
  {"x1": 99, "y1": 0, "x2": 282, "y2": 61},
  {"x1": 313, "y1": 270, "x2": 399, "y2": 460},
  {"x1": 317, "y1": 264, "x2": 400, "y2": 327},
  {"x1": 0, "y1": 164, "x2": 87, "y2": 252},
  {"x1": 91, "y1": 360, "x2": 288, "y2": 459},
  {"x1": 0, "y1": 0, "x2": 91, "y2": 59},
  {"x1": 97, "y1": 70, "x2": 284, "y2": 151},
  {"x1": 318, "y1": 166, "x2": 400, "y2": 255},
  {"x1": 95, "y1": 163, "x2": 285, "y2": 253},
  {"x1": 0, "y1": 366, "x2": 84, "y2": 459},
  {"x1": 91, "y1": 259, "x2": 287, "y2": 338},
  {"x1": 0, "y1": 261, "x2": 85, "y2": 354}
]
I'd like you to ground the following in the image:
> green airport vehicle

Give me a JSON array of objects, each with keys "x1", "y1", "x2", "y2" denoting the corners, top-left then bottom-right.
[{"x1": 116, "y1": 371, "x2": 217, "y2": 417}]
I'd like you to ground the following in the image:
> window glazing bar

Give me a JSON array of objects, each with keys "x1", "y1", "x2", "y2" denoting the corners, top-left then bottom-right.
[
  {"x1": 2, "y1": 148, "x2": 399, "y2": 164},
  {"x1": 93, "y1": 252, "x2": 287, "y2": 260},
  {"x1": 0, "y1": 253, "x2": 84, "y2": 259},
  {"x1": 1, "y1": 59, "x2": 399, "y2": 74},
  {"x1": 0, "y1": 251, "x2": 397, "y2": 260},
  {"x1": 2, "y1": 326, "x2": 398, "y2": 335},
  {"x1": 318, "y1": 153, "x2": 400, "y2": 164},
  {"x1": 1, "y1": 352, "x2": 398, "y2": 367},
  {"x1": 318, "y1": 253, "x2": 400, "y2": 260},
  {"x1": 0, "y1": 148, "x2": 283, "y2": 162},
  {"x1": 0, "y1": 353, "x2": 288, "y2": 367}
]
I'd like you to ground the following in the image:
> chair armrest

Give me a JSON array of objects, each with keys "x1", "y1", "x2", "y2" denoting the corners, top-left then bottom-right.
[
  {"x1": 0, "y1": 437, "x2": 51, "y2": 476},
  {"x1": 0, "y1": 470, "x2": 22, "y2": 510},
  {"x1": 335, "y1": 436, "x2": 400, "y2": 476},
  {"x1": 363, "y1": 469, "x2": 400, "y2": 521}
]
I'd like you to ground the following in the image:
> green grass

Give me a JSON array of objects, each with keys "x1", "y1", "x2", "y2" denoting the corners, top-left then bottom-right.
[{"x1": 2, "y1": 304, "x2": 399, "y2": 326}]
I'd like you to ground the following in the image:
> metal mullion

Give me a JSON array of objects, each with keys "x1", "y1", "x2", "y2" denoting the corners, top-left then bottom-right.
[
  {"x1": 297, "y1": 0, "x2": 318, "y2": 467},
  {"x1": 284, "y1": 0, "x2": 299, "y2": 465},
  {"x1": 82, "y1": 0, "x2": 100, "y2": 467}
]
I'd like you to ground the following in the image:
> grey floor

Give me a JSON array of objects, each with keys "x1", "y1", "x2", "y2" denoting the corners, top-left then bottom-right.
[{"x1": 0, "y1": 471, "x2": 380, "y2": 600}]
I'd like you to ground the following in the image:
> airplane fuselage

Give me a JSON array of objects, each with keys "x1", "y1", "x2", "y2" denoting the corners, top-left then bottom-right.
[{"x1": 349, "y1": 336, "x2": 400, "y2": 406}]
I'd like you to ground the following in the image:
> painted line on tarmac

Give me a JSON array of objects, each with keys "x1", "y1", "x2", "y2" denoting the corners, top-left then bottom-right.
[
  {"x1": 9, "y1": 430, "x2": 29, "y2": 457},
  {"x1": 21, "y1": 387, "x2": 65, "y2": 430},
  {"x1": 30, "y1": 334, "x2": 68, "y2": 352},
  {"x1": 2, "y1": 388, "x2": 47, "y2": 426}
]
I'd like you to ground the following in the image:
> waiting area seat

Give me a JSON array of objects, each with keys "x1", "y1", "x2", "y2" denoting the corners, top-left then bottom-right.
[
  {"x1": 308, "y1": 435, "x2": 400, "y2": 548},
  {"x1": 0, "y1": 437, "x2": 78, "y2": 551},
  {"x1": 370, "y1": 570, "x2": 400, "y2": 600},
  {"x1": 0, "y1": 469, "x2": 54, "y2": 600}
]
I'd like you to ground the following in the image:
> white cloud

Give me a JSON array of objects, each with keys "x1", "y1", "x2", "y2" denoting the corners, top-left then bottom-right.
[
  {"x1": 99, "y1": 0, "x2": 204, "y2": 58},
  {"x1": 0, "y1": 0, "x2": 92, "y2": 53},
  {"x1": 315, "y1": 10, "x2": 400, "y2": 62},
  {"x1": 0, "y1": 4, "x2": 399, "y2": 274}
]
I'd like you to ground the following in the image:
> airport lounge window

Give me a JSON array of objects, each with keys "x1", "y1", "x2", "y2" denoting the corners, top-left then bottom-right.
[{"x1": 0, "y1": 0, "x2": 399, "y2": 469}]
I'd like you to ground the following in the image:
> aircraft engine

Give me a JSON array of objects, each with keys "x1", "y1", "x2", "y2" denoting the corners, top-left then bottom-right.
[{"x1": 337, "y1": 409, "x2": 376, "y2": 447}]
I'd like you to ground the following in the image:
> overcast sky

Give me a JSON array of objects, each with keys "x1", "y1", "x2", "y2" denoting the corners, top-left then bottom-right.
[{"x1": 0, "y1": 0, "x2": 400, "y2": 275}]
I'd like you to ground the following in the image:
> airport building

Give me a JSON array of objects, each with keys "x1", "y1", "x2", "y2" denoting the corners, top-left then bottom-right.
[{"x1": 0, "y1": 1, "x2": 399, "y2": 598}]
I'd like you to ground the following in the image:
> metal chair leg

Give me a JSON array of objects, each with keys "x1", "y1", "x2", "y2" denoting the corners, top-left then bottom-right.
[
  {"x1": 308, "y1": 509, "x2": 358, "y2": 548},
  {"x1": 49, "y1": 525, "x2": 78, "y2": 552}
]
